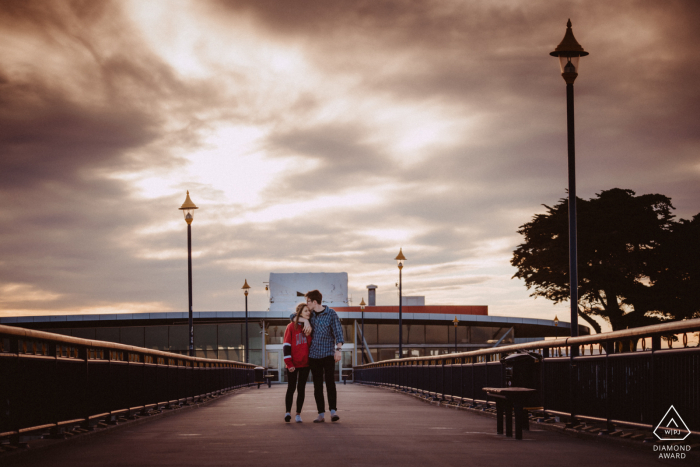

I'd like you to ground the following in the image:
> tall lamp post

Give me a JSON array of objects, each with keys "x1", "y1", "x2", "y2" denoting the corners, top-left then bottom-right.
[
  {"x1": 359, "y1": 298, "x2": 366, "y2": 365},
  {"x1": 395, "y1": 248, "x2": 406, "y2": 359},
  {"x1": 179, "y1": 191, "x2": 198, "y2": 357},
  {"x1": 550, "y1": 19, "x2": 588, "y2": 346},
  {"x1": 242, "y1": 279, "x2": 251, "y2": 363},
  {"x1": 453, "y1": 316, "x2": 459, "y2": 354}
]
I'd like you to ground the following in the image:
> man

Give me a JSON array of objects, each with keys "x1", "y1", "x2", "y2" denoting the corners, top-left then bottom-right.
[{"x1": 292, "y1": 289, "x2": 344, "y2": 423}]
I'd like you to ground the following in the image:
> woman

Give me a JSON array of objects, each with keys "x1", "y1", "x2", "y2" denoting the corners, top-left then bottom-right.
[{"x1": 283, "y1": 302, "x2": 312, "y2": 422}]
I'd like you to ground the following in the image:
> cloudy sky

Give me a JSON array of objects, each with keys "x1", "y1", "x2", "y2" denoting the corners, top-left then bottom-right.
[{"x1": 1, "y1": 0, "x2": 699, "y2": 330}]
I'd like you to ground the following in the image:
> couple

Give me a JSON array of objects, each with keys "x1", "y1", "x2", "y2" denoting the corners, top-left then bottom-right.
[{"x1": 282, "y1": 289, "x2": 344, "y2": 423}]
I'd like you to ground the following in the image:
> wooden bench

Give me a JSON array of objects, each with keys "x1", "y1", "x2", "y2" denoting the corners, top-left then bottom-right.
[{"x1": 482, "y1": 387, "x2": 536, "y2": 440}]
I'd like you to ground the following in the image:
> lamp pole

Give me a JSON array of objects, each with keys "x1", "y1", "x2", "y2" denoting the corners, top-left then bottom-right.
[
  {"x1": 453, "y1": 316, "x2": 459, "y2": 354},
  {"x1": 550, "y1": 19, "x2": 588, "y2": 348},
  {"x1": 359, "y1": 298, "x2": 366, "y2": 365},
  {"x1": 242, "y1": 279, "x2": 251, "y2": 363},
  {"x1": 179, "y1": 191, "x2": 198, "y2": 357},
  {"x1": 395, "y1": 248, "x2": 406, "y2": 359}
]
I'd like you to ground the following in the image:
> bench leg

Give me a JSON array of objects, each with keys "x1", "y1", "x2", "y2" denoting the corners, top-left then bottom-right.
[
  {"x1": 514, "y1": 404, "x2": 523, "y2": 440},
  {"x1": 505, "y1": 403, "x2": 513, "y2": 438},
  {"x1": 496, "y1": 401, "x2": 504, "y2": 435},
  {"x1": 522, "y1": 408, "x2": 529, "y2": 431}
]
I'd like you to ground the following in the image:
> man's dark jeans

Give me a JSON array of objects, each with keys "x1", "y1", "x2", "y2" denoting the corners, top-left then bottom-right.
[{"x1": 308, "y1": 355, "x2": 336, "y2": 414}]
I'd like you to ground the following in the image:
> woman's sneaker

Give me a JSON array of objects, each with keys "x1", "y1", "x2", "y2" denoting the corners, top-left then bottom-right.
[
  {"x1": 295, "y1": 414, "x2": 302, "y2": 423},
  {"x1": 285, "y1": 413, "x2": 291, "y2": 422},
  {"x1": 313, "y1": 414, "x2": 325, "y2": 423}
]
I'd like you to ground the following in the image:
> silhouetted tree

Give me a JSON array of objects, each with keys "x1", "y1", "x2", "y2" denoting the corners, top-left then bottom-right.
[
  {"x1": 511, "y1": 188, "x2": 698, "y2": 332},
  {"x1": 649, "y1": 214, "x2": 700, "y2": 322}
]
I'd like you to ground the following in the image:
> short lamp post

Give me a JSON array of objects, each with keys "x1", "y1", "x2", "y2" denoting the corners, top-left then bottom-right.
[
  {"x1": 453, "y1": 316, "x2": 459, "y2": 354},
  {"x1": 554, "y1": 315, "x2": 559, "y2": 340},
  {"x1": 395, "y1": 248, "x2": 406, "y2": 359},
  {"x1": 359, "y1": 298, "x2": 366, "y2": 365},
  {"x1": 550, "y1": 19, "x2": 588, "y2": 346},
  {"x1": 242, "y1": 279, "x2": 251, "y2": 363},
  {"x1": 179, "y1": 191, "x2": 198, "y2": 357}
]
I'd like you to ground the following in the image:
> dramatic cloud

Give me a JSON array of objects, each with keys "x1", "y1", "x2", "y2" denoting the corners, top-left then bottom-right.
[{"x1": 1, "y1": 0, "x2": 698, "y2": 332}]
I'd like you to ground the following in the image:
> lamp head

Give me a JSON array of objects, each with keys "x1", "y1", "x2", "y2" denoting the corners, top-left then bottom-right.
[
  {"x1": 178, "y1": 191, "x2": 198, "y2": 225},
  {"x1": 554, "y1": 315, "x2": 559, "y2": 326},
  {"x1": 453, "y1": 316, "x2": 459, "y2": 327},
  {"x1": 242, "y1": 279, "x2": 251, "y2": 296},
  {"x1": 395, "y1": 248, "x2": 406, "y2": 269},
  {"x1": 359, "y1": 297, "x2": 366, "y2": 311},
  {"x1": 550, "y1": 19, "x2": 588, "y2": 83}
]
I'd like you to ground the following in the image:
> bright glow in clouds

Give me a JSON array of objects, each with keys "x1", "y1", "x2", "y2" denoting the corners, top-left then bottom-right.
[{"x1": 2, "y1": 0, "x2": 697, "y2": 335}]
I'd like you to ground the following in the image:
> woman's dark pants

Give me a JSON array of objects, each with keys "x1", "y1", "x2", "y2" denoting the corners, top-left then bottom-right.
[
  {"x1": 308, "y1": 356, "x2": 337, "y2": 414},
  {"x1": 285, "y1": 367, "x2": 311, "y2": 413}
]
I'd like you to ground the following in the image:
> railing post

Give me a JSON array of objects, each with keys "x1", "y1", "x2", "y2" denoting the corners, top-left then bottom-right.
[
  {"x1": 8, "y1": 337, "x2": 20, "y2": 446},
  {"x1": 650, "y1": 335, "x2": 661, "y2": 428},
  {"x1": 604, "y1": 341, "x2": 614, "y2": 433},
  {"x1": 567, "y1": 343, "x2": 578, "y2": 428}
]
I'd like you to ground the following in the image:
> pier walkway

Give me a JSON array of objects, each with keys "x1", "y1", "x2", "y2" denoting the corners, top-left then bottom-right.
[{"x1": 2, "y1": 384, "x2": 683, "y2": 467}]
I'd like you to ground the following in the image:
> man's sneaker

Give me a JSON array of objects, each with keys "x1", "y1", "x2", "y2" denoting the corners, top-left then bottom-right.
[
  {"x1": 285, "y1": 414, "x2": 291, "y2": 422},
  {"x1": 313, "y1": 415, "x2": 325, "y2": 423},
  {"x1": 295, "y1": 414, "x2": 302, "y2": 423},
  {"x1": 331, "y1": 413, "x2": 340, "y2": 422}
]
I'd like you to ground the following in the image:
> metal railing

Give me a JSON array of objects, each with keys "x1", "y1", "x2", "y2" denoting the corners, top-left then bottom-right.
[
  {"x1": 0, "y1": 324, "x2": 256, "y2": 443},
  {"x1": 355, "y1": 318, "x2": 700, "y2": 434}
]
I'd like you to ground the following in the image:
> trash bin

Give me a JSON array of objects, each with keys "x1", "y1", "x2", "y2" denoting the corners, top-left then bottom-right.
[
  {"x1": 254, "y1": 366, "x2": 265, "y2": 389},
  {"x1": 501, "y1": 351, "x2": 543, "y2": 407}
]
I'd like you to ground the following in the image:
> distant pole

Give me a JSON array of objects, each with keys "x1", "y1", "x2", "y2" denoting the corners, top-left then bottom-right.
[
  {"x1": 395, "y1": 249, "x2": 406, "y2": 359},
  {"x1": 242, "y1": 280, "x2": 251, "y2": 363},
  {"x1": 360, "y1": 298, "x2": 366, "y2": 365},
  {"x1": 178, "y1": 191, "x2": 198, "y2": 358},
  {"x1": 453, "y1": 316, "x2": 459, "y2": 353},
  {"x1": 187, "y1": 224, "x2": 193, "y2": 356}
]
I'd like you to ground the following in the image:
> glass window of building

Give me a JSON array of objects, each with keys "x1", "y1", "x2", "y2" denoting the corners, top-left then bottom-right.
[
  {"x1": 248, "y1": 350, "x2": 262, "y2": 366},
  {"x1": 120, "y1": 327, "x2": 145, "y2": 347},
  {"x1": 218, "y1": 348, "x2": 242, "y2": 362},
  {"x1": 448, "y1": 325, "x2": 469, "y2": 344},
  {"x1": 168, "y1": 325, "x2": 188, "y2": 352},
  {"x1": 248, "y1": 323, "x2": 262, "y2": 350},
  {"x1": 218, "y1": 324, "x2": 242, "y2": 349},
  {"x1": 72, "y1": 328, "x2": 96, "y2": 340},
  {"x1": 193, "y1": 324, "x2": 217, "y2": 350},
  {"x1": 471, "y1": 326, "x2": 514, "y2": 344},
  {"x1": 266, "y1": 324, "x2": 286, "y2": 345},
  {"x1": 362, "y1": 324, "x2": 378, "y2": 344},
  {"x1": 425, "y1": 325, "x2": 448, "y2": 344},
  {"x1": 145, "y1": 326, "x2": 168, "y2": 350},
  {"x1": 342, "y1": 323, "x2": 354, "y2": 343},
  {"x1": 377, "y1": 325, "x2": 399, "y2": 344},
  {"x1": 405, "y1": 324, "x2": 425, "y2": 344},
  {"x1": 379, "y1": 349, "x2": 398, "y2": 361},
  {"x1": 96, "y1": 327, "x2": 120, "y2": 344},
  {"x1": 426, "y1": 348, "x2": 451, "y2": 356}
]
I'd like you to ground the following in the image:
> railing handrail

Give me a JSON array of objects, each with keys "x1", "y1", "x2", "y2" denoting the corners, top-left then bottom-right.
[
  {"x1": 0, "y1": 323, "x2": 256, "y2": 368},
  {"x1": 355, "y1": 317, "x2": 700, "y2": 369}
]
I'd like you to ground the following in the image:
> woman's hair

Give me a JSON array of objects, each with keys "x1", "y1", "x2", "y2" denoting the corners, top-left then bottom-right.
[{"x1": 293, "y1": 302, "x2": 307, "y2": 326}]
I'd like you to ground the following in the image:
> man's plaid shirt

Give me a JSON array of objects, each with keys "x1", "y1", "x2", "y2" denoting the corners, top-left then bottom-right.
[{"x1": 291, "y1": 306, "x2": 344, "y2": 359}]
